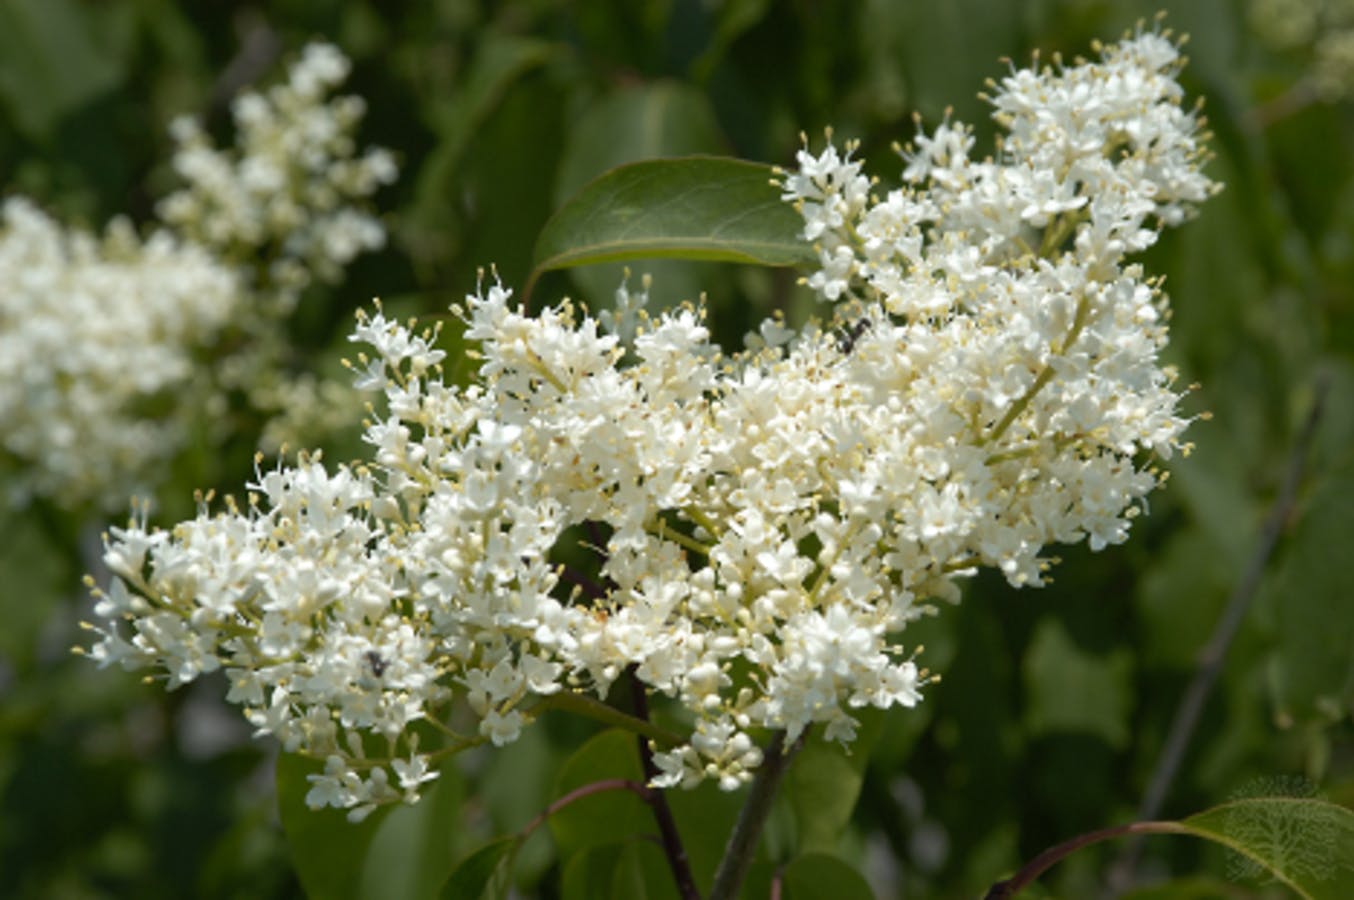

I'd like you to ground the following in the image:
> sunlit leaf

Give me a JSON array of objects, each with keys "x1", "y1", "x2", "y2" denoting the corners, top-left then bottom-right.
[
  {"x1": 1179, "y1": 798, "x2": 1354, "y2": 900},
  {"x1": 528, "y1": 156, "x2": 815, "y2": 297},
  {"x1": 552, "y1": 82, "x2": 728, "y2": 311}
]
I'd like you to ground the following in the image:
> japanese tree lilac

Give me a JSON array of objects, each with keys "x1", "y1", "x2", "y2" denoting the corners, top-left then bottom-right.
[{"x1": 84, "y1": 30, "x2": 1217, "y2": 819}]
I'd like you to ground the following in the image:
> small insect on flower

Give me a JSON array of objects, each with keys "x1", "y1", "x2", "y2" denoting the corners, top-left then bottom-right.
[
  {"x1": 835, "y1": 317, "x2": 871, "y2": 355},
  {"x1": 366, "y1": 650, "x2": 388, "y2": 678}
]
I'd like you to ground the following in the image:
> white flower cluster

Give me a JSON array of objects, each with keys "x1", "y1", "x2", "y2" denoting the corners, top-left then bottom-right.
[
  {"x1": 1, "y1": 43, "x2": 394, "y2": 512},
  {"x1": 83, "y1": 32, "x2": 1216, "y2": 819},
  {"x1": 0, "y1": 200, "x2": 240, "y2": 510},
  {"x1": 159, "y1": 42, "x2": 397, "y2": 308}
]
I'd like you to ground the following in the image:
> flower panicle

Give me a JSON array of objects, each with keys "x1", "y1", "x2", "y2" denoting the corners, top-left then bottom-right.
[{"x1": 83, "y1": 31, "x2": 1216, "y2": 818}]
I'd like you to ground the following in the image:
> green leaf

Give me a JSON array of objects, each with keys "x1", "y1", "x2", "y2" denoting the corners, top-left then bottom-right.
[
  {"x1": 406, "y1": 54, "x2": 569, "y2": 287},
  {"x1": 665, "y1": 780, "x2": 745, "y2": 888},
  {"x1": 361, "y1": 762, "x2": 465, "y2": 900},
  {"x1": 0, "y1": 0, "x2": 127, "y2": 141},
  {"x1": 560, "y1": 842, "x2": 620, "y2": 900},
  {"x1": 1178, "y1": 798, "x2": 1354, "y2": 900},
  {"x1": 276, "y1": 752, "x2": 463, "y2": 900},
  {"x1": 547, "y1": 729, "x2": 648, "y2": 858},
  {"x1": 276, "y1": 754, "x2": 388, "y2": 900},
  {"x1": 785, "y1": 741, "x2": 861, "y2": 853},
  {"x1": 1118, "y1": 874, "x2": 1264, "y2": 900},
  {"x1": 553, "y1": 83, "x2": 727, "y2": 208},
  {"x1": 473, "y1": 725, "x2": 560, "y2": 886},
  {"x1": 552, "y1": 82, "x2": 728, "y2": 312},
  {"x1": 782, "y1": 712, "x2": 883, "y2": 853},
  {"x1": 560, "y1": 840, "x2": 681, "y2": 900},
  {"x1": 439, "y1": 837, "x2": 518, "y2": 900},
  {"x1": 689, "y1": 0, "x2": 772, "y2": 82},
  {"x1": 528, "y1": 156, "x2": 815, "y2": 297},
  {"x1": 1022, "y1": 617, "x2": 1134, "y2": 748},
  {"x1": 779, "y1": 852, "x2": 875, "y2": 900},
  {"x1": 546, "y1": 726, "x2": 744, "y2": 894}
]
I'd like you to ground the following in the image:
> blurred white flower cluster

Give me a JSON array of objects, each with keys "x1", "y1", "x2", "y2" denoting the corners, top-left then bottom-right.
[
  {"x1": 160, "y1": 42, "x2": 397, "y2": 310},
  {"x1": 84, "y1": 31, "x2": 1217, "y2": 819},
  {"x1": 0, "y1": 201, "x2": 239, "y2": 510},
  {"x1": 0, "y1": 42, "x2": 393, "y2": 512},
  {"x1": 1250, "y1": 0, "x2": 1354, "y2": 102}
]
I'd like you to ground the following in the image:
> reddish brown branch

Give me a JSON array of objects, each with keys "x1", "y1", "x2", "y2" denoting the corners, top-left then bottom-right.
[
  {"x1": 985, "y1": 820, "x2": 1186, "y2": 898},
  {"x1": 520, "y1": 777, "x2": 650, "y2": 839}
]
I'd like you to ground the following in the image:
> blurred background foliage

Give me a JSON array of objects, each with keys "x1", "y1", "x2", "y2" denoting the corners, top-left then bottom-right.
[{"x1": 1, "y1": 0, "x2": 1351, "y2": 897}]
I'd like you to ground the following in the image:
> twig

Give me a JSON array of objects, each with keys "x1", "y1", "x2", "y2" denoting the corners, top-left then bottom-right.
[
  {"x1": 707, "y1": 730, "x2": 806, "y2": 900},
  {"x1": 1106, "y1": 374, "x2": 1330, "y2": 892},
  {"x1": 555, "y1": 562, "x2": 609, "y2": 603},
  {"x1": 986, "y1": 820, "x2": 1187, "y2": 899},
  {"x1": 1247, "y1": 80, "x2": 1320, "y2": 131},
  {"x1": 520, "y1": 777, "x2": 651, "y2": 839},
  {"x1": 474, "y1": 776, "x2": 649, "y2": 895},
  {"x1": 631, "y1": 672, "x2": 701, "y2": 900},
  {"x1": 208, "y1": 14, "x2": 282, "y2": 121}
]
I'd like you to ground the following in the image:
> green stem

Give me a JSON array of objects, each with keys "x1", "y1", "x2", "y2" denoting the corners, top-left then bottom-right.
[
  {"x1": 807, "y1": 521, "x2": 861, "y2": 604},
  {"x1": 683, "y1": 505, "x2": 724, "y2": 540},
  {"x1": 983, "y1": 444, "x2": 1039, "y2": 465},
  {"x1": 645, "y1": 518, "x2": 713, "y2": 558},
  {"x1": 984, "y1": 292, "x2": 1091, "y2": 446},
  {"x1": 941, "y1": 555, "x2": 980, "y2": 573},
  {"x1": 1038, "y1": 212, "x2": 1075, "y2": 258},
  {"x1": 525, "y1": 347, "x2": 568, "y2": 393},
  {"x1": 531, "y1": 690, "x2": 685, "y2": 748}
]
